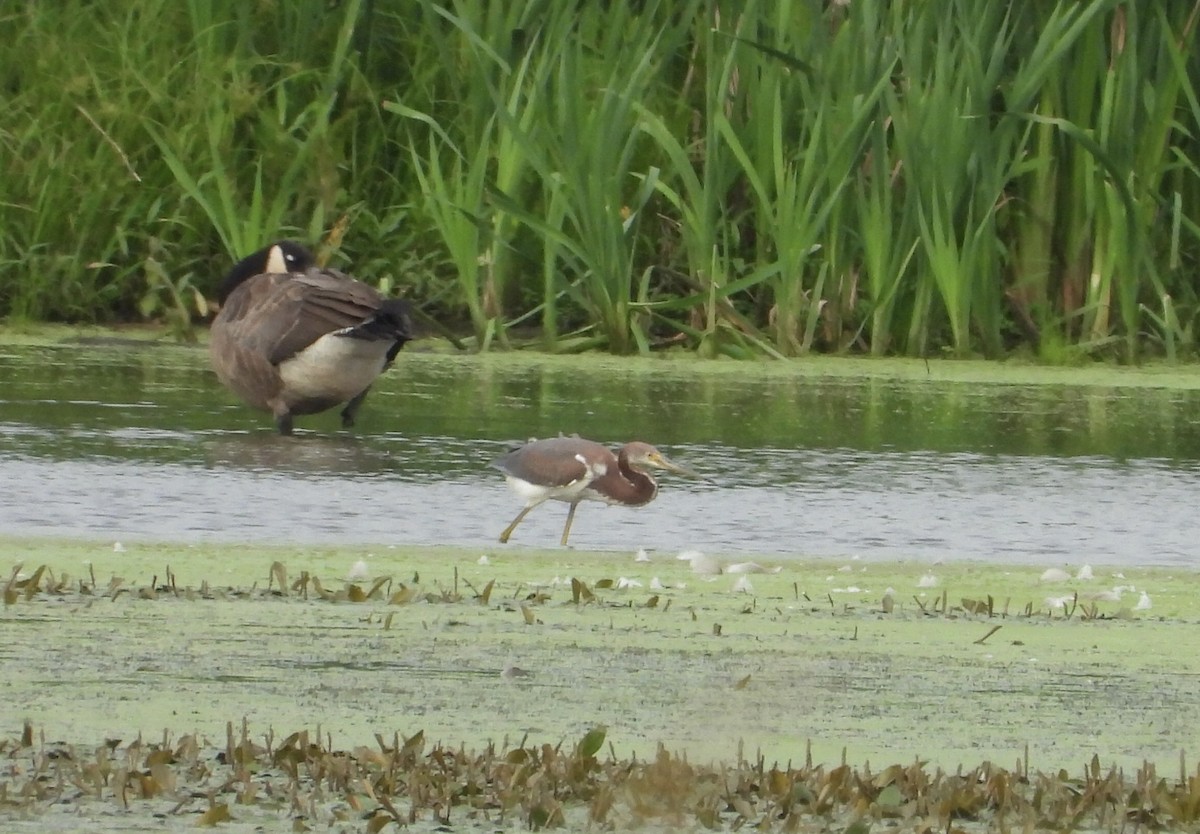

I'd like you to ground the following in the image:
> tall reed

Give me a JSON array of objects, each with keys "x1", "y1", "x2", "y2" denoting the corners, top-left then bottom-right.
[
  {"x1": 2, "y1": 0, "x2": 1198, "y2": 363},
  {"x1": 489, "y1": 1, "x2": 701, "y2": 354}
]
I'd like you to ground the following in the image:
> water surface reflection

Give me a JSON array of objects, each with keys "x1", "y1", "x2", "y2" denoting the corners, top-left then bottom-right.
[{"x1": 1, "y1": 344, "x2": 1198, "y2": 566}]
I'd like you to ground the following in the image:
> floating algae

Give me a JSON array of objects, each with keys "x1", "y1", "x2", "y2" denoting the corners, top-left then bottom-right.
[{"x1": 3, "y1": 539, "x2": 1200, "y2": 830}]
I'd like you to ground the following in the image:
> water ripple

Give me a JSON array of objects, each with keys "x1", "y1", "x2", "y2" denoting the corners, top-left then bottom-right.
[
  {"x1": 1, "y1": 441, "x2": 1196, "y2": 566},
  {"x1": 3, "y1": 345, "x2": 1200, "y2": 567}
]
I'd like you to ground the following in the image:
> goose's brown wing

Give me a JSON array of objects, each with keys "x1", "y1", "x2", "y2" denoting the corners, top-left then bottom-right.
[{"x1": 218, "y1": 270, "x2": 383, "y2": 365}]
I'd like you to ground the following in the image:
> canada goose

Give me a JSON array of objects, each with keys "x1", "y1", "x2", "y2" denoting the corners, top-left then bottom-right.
[{"x1": 210, "y1": 241, "x2": 413, "y2": 435}]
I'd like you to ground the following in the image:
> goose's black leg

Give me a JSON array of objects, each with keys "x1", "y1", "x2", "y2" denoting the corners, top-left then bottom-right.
[
  {"x1": 341, "y1": 387, "x2": 372, "y2": 428},
  {"x1": 272, "y1": 406, "x2": 295, "y2": 436}
]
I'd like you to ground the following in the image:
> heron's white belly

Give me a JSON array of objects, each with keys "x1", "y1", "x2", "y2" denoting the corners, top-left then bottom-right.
[
  {"x1": 278, "y1": 335, "x2": 389, "y2": 401},
  {"x1": 506, "y1": 476, "x2": 593, "y2": 505}
]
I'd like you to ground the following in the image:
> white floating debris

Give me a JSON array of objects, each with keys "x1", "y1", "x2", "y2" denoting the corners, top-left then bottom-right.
[
  {"x1": 679, "y1": 551, "x2": 721, "y2": 576},
  {"x1": 1134, "y1": 591, "x2": 1152, "y2": 611},
  {"x1": 725, "y1": 561, "x2": 782, "y2": 575},
  {"x1": 616, "y1": 576, "x2": 643, "y2": 589},
  {"x1": 884, "y1": 586, "x2": 896, "y2": 596},
  {"x1": 1075, "y1": 564, "x2": 1094, "y2": 580},
  {"x1": 1040, "y1": 568, "x2": 1071, "y2": 583},
  {"x1": 477, "y1": 554, "x2": 490, "y2": 565},
  {"x1": 731, "y1": 576, "x2": 754, "y2": 594},
  {"x1": 113, "y1": 542, "x2": 126, "y2": 553},
  {"x1": 634, "y1": 548, "x2": 651, "y2": 563},
  {"x1": 832, "y1": 586, "x2": 863, "y2": 594},
  {"x1": 837, "y1": 564, "x2": 853, "y2": 573},
  {"x1": 1087, "y1": 588, "x2": 1123, "y2": 602},
  {"x1": 650, "y1": 577, "x2": 666, "y2": 591},
  {"x1": 347, "y1": 560, "x2": 370, "y2": 581},
  {"x1": 530, "y1": 576, "x2": 573, "y2": 588},
  {"x1": 917, "y1": 573, "x2": 938, "y2": 588},
  {"x1": 1044, "y1": 595, "x2": 1073, "y2": 610}
]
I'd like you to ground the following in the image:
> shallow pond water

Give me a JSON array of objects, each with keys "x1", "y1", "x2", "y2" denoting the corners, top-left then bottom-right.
[{"x1": 2, "y1": 341, "x2": 1200, "y2": 566}]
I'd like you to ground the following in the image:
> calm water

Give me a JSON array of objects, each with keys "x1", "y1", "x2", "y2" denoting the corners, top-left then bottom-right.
[{"x1": 1, "y1": 341, "x2": 1199, "y2": 566}]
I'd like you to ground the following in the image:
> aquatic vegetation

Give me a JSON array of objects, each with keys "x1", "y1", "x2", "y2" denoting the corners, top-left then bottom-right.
[
  {"x1": 4, "y1": 718, "x2": 1200, "y2": 831},
  {"x1": 3, "y1": 2, "x2": 1198, "y2": 359},
  {"x1": 4, "y1": 544, "x2": 1200, "y2": 831},
  {"x1": 4, "y1": 556, "x2": 1178, "y2": 623}
]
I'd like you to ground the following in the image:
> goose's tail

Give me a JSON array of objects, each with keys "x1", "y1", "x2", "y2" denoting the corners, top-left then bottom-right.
[{"x1": 340, "y1": 299, "x2": 414, "y2": 360}]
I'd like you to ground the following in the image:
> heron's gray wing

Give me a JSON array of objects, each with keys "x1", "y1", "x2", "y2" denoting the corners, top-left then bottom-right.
[{"x1": 494, "y1": 437, "x2": 611, "y2": 487}]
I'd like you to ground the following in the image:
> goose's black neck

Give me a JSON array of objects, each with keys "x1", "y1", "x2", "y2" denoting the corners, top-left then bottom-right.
[{"x1": 217, "y1": 241, "x2": 314, "y2": 303}]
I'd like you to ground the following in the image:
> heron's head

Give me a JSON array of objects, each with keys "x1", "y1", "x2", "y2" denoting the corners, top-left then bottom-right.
[{"x1": 625, "y1": 442, "x2": 700, "y2": 478}]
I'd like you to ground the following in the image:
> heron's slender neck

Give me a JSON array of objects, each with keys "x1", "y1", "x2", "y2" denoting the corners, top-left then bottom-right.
[{"x1": 592, "y1": 449, "x2": 658, "y2": 506}]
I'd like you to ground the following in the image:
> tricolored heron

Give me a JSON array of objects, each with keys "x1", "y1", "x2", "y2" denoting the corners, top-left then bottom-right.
[
  {"x1": 491, "y1": 436, "x2": 699, "y2": 545},
  {"x1": 210, "y1": 241, "x2": 413, "y2": 435}
]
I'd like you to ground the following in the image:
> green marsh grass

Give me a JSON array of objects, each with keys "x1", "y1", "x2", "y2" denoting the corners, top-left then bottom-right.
[
  {"x1": 634, "y1": 5, "x2": 746, "y2": 359},
  {"x1": 724, "y1": 3, "x2": 890, "y2": 357},
  {"x1": 2, "y1": 1, "x2": 1198, "y2": 361},
  {"x1": 385, "y1": 0, "x2": 560, "y2": 349},
  {"x1": 482, "y1": 1, "x2": 701, "y2": 355}
]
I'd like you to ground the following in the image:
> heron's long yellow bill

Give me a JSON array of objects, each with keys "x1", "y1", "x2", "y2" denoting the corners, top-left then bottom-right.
[{"x1": 650, "y1": 453, "x2": 702, "y2": 479}]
